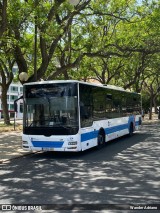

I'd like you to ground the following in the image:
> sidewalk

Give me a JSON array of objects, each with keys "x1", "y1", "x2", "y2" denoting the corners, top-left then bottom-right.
[
  {"x1": 142, "y1": 113, "x2": 160, "y2": 124},
  {"x1": 0, "y1": 131, "x2": 34, "y2": 163},
  {"x1": 0, "y1": 114, "x2": 160, "y2": 164}
]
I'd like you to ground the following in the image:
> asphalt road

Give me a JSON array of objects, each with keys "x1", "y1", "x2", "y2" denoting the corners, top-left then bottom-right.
[{"x1": 0, "y1": 122, "x2": 160, "y2": 212}]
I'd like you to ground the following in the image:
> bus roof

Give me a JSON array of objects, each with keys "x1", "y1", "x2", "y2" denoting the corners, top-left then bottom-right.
[{"x1": 23, "y1": 80, "x2": 139, "y2": 94}]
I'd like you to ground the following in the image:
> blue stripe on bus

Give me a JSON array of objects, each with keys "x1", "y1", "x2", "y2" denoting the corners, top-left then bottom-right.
[
  {"x1": 81, "y1": 131, "x2": 99, "y2": 142},
  {"x1": 106, "y1": 123, "x2": 128, "y2": 134},
  {"x1": 32, "y1": 141, "x2": 64, "y2": 148},
  {"x1": 81, "y1": 121, "x2": 139, "y2": 143}
]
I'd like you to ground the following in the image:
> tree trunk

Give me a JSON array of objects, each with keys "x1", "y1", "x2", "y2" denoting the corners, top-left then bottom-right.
[
  {"x1": 63, "y1": 70, "x2": 69, "y2": 80},
  {"x1": 149, "y1": 96, "x2": 153, "y2": 120},
  {"x1": 1, "y1": 86, "x2": 10, "y2": 125},
  {"x1": 153, "y1": 97, "x2": 158, "y2": 114}
]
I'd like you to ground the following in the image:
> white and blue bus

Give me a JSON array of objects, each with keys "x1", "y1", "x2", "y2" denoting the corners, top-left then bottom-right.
[{"x1": 22, "y1": 80, "x2": 142, "y2": 152}]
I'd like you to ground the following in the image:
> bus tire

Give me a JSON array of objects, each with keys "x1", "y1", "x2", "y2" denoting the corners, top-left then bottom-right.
[
  {"x1": 97, "y1": 129, "x2": 105, "y2": 149},
  {"x1": 129, "y1": 123, "x2": 134, "y2": 137}
]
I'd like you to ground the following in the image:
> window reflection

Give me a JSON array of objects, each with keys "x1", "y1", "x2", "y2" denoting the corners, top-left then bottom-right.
[
  {"x1": 79, "y1": 84, "x2": 141, "y2": 127},
  {"x1": 24, "y1": 83, "x2": 78, "y2": 135}
]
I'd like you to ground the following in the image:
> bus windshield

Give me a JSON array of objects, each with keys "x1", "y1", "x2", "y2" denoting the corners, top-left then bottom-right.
[{"x1": 23, "y1": 83, "x2": 78, "y2": 135}]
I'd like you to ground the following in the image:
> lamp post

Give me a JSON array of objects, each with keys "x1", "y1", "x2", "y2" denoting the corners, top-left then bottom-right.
[
  {"x1": 34, "y1": 0, "x2": 39, "y2": 82},
  {"x1": 19, "y1": 72, "x2": 29, "y2": 82},
  {"x1": 34, "y1": 16, "x2": 37, "y2": 82},
  {"x1": 25, "y1": 0, "x2": 79, "y2": 82},
  {"x1": 24, "y1": 0, "x2": 37, "y2": 81},
  {"x1": 16, "y1": 72, "x2": 28, "y2": 130},
  {"x1": 33, "y1": 0, "x2": 79, "y2": 82}
]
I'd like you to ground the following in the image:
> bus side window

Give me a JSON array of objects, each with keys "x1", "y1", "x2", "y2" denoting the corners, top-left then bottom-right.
[
  {"x1": 106, "y1": 94, "x2": 113, "y2": 118},
  {"x1": 79, "y1": 84, "x2": 93, "y2": 127},
  {"x1": 80, "y1": 102, "x2": 88, "y2": 119}
]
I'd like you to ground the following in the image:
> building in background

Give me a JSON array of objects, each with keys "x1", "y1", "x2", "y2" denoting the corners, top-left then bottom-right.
[{"x1": 0, "y1": 82, "x2": 23, "y2": 120}]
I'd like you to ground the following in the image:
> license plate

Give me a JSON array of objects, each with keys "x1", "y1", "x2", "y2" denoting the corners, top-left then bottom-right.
[{"x1": 42, "y1": 148, "x2": 54, "y2": 151}]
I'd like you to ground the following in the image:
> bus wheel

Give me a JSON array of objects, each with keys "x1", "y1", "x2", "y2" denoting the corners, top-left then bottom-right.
[
  {"x1": 97, "y1": 131, "x2": 105, "y2": 149},
  {"x1": 129, "y1": 123, "x2": 134, "y2": 136}
]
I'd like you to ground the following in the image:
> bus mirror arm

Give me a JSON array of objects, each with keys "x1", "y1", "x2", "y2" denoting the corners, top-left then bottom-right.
[{"x1": 14, "y1": 95, "x2": 23, "y2": 112}]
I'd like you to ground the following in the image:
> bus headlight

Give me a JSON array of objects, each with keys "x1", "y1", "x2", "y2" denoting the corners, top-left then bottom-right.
[{"x1": 68, "y1": 141, "x2": 77, "y2": 145}]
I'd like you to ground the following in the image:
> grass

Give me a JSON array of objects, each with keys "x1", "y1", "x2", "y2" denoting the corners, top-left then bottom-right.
[{"x1": 0, "y1": 123, "x2": 23, "y2": 133}]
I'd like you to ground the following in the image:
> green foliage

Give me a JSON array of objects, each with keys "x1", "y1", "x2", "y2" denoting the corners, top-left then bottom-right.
[{"x1": 0, "y1": 0, "x2": 160, "y2": 111}]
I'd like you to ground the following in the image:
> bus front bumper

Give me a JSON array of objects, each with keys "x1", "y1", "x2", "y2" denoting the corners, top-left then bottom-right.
[{"x1": 22, "y1": 134, "x2": 81, "y2": 152}]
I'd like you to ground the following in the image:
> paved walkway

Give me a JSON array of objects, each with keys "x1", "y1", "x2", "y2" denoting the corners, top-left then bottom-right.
[
  {"x1": 0, "y1": 114, "x2": 159, "y2": 163},
  {"x1": 0, "y1": 131, "x2": 34, "y2": 163}
]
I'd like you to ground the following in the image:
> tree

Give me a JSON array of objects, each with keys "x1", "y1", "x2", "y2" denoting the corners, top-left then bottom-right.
[
  {"x1": 141, "y1": 52, "x2": 160, "y2": 119},
  {"x1": 0, "y1": 0, "x2": 7, "y2": 39},
  {"x1": 1, "y1": 0, "x2": 92, "y2": 123},
  {"x1": 1, "y1": 0, "x2": 160, "y2": 123},
  {"x1": 0, "y1": 50, "x2": 15, "y2": 125},
  {"x1": 8, "y1": 0, "x2": 92, "y2": 81}
]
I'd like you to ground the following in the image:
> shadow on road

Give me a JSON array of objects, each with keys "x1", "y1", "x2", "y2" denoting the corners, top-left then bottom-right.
[{"x1": 0, "y1": 123, "x2": 160, "y2": 207}]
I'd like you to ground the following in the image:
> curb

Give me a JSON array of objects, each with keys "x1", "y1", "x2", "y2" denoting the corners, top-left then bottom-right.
[{"x1": 0, "y1": 151, "x2": 41, "y2": 164}]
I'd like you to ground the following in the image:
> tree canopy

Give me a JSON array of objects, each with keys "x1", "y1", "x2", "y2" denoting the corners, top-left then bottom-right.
[{"x1": 0, "y1": 0, "x2": 160, "y2": 123}]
